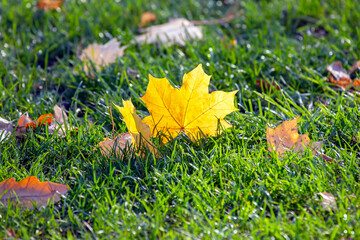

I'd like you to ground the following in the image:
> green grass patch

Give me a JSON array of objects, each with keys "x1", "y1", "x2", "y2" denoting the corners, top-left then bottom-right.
[{"x1": 0, "y1": 0, "x2": 360, "y2": 239}]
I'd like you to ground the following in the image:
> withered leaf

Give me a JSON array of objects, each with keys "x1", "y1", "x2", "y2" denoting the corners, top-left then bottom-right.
[
  {"x1": 37, "y1": 113, "x2": 53, "y2": 126},
  {"x1": 266, "y1": 117, "x2": 322, "y2": 155},
  {"x1": 135, "y1": 18, "x2": 203, "y2": 47},
  {"x1": 48, "y1": 105, "x2": 72, "y2": 136},
  {"x1": 14, "y1": 113, "x2": 36, "y2": 137},
  {"x1": 327, "y1": 61, "x2": 360, "y2": 90},
  {"x1": 80, "y1": 38, "x2": 127, "y2": 73},
  {"x1": 98, "y1": 133, "x2": 132, "y2": 158},
  {"x1": 139, "y1": 12, "x2": 157, "y2": 27},
  {"x1": 318, "y1": 192, "x2": 336, "y2": 210},
  {"x1": 0, "y1": 116, "x2": 14, "y2": 142},
  {"x1": 37, "y1": 0, "x2": 63, "y2": 10},
  {"x1": 0, "y1": 176, "x2": 68, "y2": 209}
]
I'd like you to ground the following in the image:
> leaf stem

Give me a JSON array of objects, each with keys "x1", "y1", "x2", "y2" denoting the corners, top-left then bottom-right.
[{"x1": 109, "y1": 106, "x2": 115, "y2": 140}]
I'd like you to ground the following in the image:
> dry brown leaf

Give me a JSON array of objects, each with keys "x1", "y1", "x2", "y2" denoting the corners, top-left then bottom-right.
[
  {"x1": 135, "y1": 18, "x2": 203, "y2": 46},
  {"x1": 139, "y1": 12, "x2": 157, "y2": 27},
  {"x1": 349, "y1": 60, "x2": 360, "y2": 76},
  {"x1": 48, "y1": 105, "x2": 72, "y2": 136},
  {"x1": 98, "y1": 133, "x2": 132, "y2": 157},
  {"x1": 13, "y1": 106, "x2": 72, "y2": 138},
  {"x1": 0, "y1": 176, "x2": 68, "y2": 208},
  {"x1": 318, "y1": 192, "x2": 336, "y2": 210},
  {"x1": 14, "y1": 113, "x2": 36, "y2": 137},
  {"x1": 327, "y1": 61, "x2": 360, "y2": 90},
  {"x1": 0, "y1": 116, "x2": 14, "y2": 142},
  {"x1": 80, "y1": 38, "x2": 126, "y2": 73},
  {"x1": 266, "y1": 117, "x2": 322, "y2": 155},
  {"x1": 37, "y1": 0, "x2": 63, "y2": 10}
]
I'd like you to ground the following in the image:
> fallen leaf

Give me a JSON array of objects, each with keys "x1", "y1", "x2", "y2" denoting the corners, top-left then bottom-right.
[
  {"x1": 98, "y1": 133, "x2": 132, "y2": 157},
  {"x1": 318, "y1": 192, "x2": 336, "y2": 210},
  {"x1": 37, "y1": 0, "x2": 63, "y2": 10},
  {"x1": 135, "y1": 18, "x2": 203, "y2": 46},
  {"x1": 14, "y1": 113, "x2": 36, "y2": 136},
  {"x1": 115, "y1": 99, "x2": 157, "y2": 155},
  {"x1": 349, "y1": 60, "x2": 360, "y2": 77},
  {"x1": 141, "y1": 64, "x2": 238, "y2": 143},
  {"x1": 327, "y1": 61, "x2": 360, "y2": 90},
  {"x1": 266, "y1": 117, "x2": 322, "y2": 155},
  {"x1": 139, "y1": 12, "x2": 157, "y2": 27},
  {"x1": 48, "y1": 105, "x2": 72, "y2": 136},
  {"x1": 0, "y1": 176, "x2": 68, "y2": 209},
  {"x1": 0, "y1": 116, "x2": 14, "y2": 142},
  {"x1": 80, "y1": 38, "x2": 126, "y2": 73},
  {"x1": 256, "y1": 79, "x2": 281, "y2": 94},
  {"x1": 37, "y1": 113, "x2": 53, "y2": 126}
]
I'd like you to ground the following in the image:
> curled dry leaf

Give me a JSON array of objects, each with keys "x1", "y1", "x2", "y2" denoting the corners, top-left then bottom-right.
[
  {"x1": 139, "y1": 12, "x2": 157, "y2": 27},
  {"x1": 318, "y1": 192, "x2": 336, "y2": 210},
  {"x1": 141, "y1": 64, "x2": 238, "y2": 143},
  {"x1": 37, "y1": 0, "x2": 63, "y2": 10},
  {"x1": 327, "y1": 61, "x2": 360, "y2": 90},
  {"x1": 115, "y1": 99, "x2": 157, "y2": 155},
  {"x1": 135, "y1": 18, "x2": 203, "y2": 46},
  {"x1": 14, "y1": 113, "x2": 36, "y2": 137},
  {"x1": 0, "y1": 116, "x2": 14, "y2": 142},
  {"x1": 48, "y1": 105, "x2": 72, "y2": 136},
  {"x1": 98, "y1": 133, "x2": 132, "y2": 157},
  {"x1": 266, "y1": 117, "x2": 322, "y2": 156},
  {"x1": 0, "y1": 176, "x2": 68, "y2": 209},
  {"x1": 80, "y1": 38, "x2": 126, "y2": 73}
]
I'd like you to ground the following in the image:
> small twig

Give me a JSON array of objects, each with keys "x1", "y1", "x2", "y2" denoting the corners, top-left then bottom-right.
[{"x1": 109, "y1": 106, "x2": 115, "y2": 140}]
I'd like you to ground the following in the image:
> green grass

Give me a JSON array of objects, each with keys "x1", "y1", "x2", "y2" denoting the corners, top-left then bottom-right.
[{"x1": 1, "y1": 0, "x2": 360, "y2": 239}]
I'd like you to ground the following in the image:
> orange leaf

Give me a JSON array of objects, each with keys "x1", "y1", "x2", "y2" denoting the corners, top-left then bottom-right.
[
  {"x1": 0, "y1": 176, "x2": 68, "y2": 208},
  {"x1": 15, "y1": 113, "x2": 36, "y2": 137},
  {"x1": 266, "y1": 117, "x2": 321, "y2": 155},
  {"x1": 17, "y1": 113, "x2": 35, "y2": 129},
  {"x1": 37, "y1": 0, "x2": 63, "y2": 10},
  {"x1": 139, "y1": 12, "x2": 157, "y2": 27},
  {"x1": 37, "y1": 113, "x2": 53, "y2": 126}
]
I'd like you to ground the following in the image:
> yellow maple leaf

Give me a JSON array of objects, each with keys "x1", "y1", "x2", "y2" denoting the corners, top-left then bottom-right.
[
  {"x1": 114, "y1": 99, "x2": 157, "y2": 155},
  {"x1": 140, "y1": 64, "x2": 238, "y2": 143}
]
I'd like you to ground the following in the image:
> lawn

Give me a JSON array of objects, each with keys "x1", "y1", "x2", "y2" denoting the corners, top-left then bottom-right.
[{"x1": 0, "y1": 0, "x2": 360, "y2": 239}]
